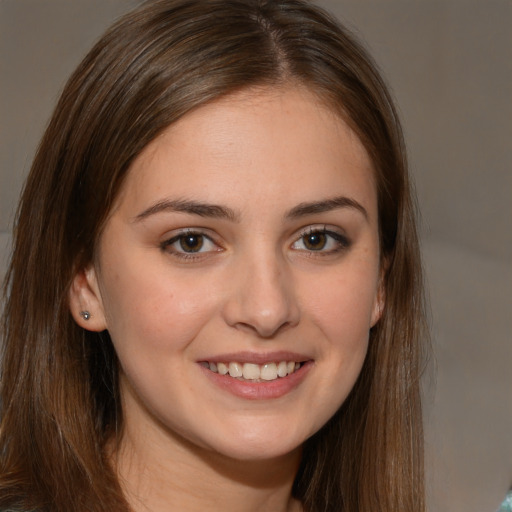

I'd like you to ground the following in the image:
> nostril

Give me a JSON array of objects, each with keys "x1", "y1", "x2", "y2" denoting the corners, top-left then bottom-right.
[
  {"x1": 232, "y1": 319, "x2": 292, "y2": 339},
  {"x1": 221, "y1": 260, "x2": 300, "y2": 336}
]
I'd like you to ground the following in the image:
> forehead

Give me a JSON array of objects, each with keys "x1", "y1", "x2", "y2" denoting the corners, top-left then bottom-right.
[{"x1": 115, "y1": 86, "x2": 377, "y2": 220}]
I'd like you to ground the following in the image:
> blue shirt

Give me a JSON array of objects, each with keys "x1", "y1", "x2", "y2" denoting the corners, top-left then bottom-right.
[{"x1": 498, "y1": 490, "x2": 512, "y2": 512}]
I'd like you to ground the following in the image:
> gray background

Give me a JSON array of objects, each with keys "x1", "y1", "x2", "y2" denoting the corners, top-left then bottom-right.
[{"x1": 1, "y1": 1, "x2": 511, "y2": 510}]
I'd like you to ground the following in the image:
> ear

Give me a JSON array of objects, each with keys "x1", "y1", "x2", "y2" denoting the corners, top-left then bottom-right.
[
  {"x1": 370, "y1": 267, "x2": 386, "y2": 328},
  {"x1": 69, "y1": 265, "x2": 108, "y2": 332}
]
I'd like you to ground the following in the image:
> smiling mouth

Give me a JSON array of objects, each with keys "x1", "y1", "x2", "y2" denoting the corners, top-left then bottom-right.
[{"x1": 199, "y1": 361, "x2": 303, "y2": 382}]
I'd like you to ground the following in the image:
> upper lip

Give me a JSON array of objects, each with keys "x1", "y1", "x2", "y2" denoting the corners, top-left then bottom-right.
[{"x1": 198, "y1": 351, "x2": 312, "y2": 365}]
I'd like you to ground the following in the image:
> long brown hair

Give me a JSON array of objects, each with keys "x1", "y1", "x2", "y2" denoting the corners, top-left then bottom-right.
[{"x1": 0, "y1": 1, "x2": 427, "y2": 510}]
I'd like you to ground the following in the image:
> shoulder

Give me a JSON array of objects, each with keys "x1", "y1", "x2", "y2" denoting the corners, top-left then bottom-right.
[{"x1": 498, "y1": 490, "x2": 512, "y2": 512}]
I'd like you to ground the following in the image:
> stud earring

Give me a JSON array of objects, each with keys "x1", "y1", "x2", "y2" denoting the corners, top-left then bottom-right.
[{"x1": 80, "y1": 310, "x2": 91, "y2": 321}]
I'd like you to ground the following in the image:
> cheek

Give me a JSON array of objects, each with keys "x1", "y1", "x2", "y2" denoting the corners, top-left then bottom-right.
[
  {"x1": 99, "y1": 263, "x2": 220, "y2": 356},
  {"x1": 304, "y1": 261, "x2": 380, "y2": 337},
  {"x1": 300, "y1": 262, "x2": 378, "y2": 417}
]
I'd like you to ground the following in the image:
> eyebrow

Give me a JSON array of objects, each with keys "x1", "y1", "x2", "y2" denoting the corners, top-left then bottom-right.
[
  {"x1": 133, "y1": 198, "x2": 239, "y2": 223},
  {"x1": 133, "y1": 195, "x2": 368, "y2": 223},
  {"x1": 285, "y1": 196, "x2": 368, "y2": 221}
]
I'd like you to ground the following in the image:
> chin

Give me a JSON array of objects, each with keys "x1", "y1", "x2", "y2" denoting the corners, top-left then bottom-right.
[
  {"x1": 211, "y1": 439, "x2": 303, "y2": 464},
  {"x1": 193, "y1": 420, "x2": 310, "y2": 463}
]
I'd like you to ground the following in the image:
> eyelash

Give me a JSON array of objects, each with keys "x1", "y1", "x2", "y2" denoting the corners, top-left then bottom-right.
[
  {"x1": 160, "y1": 230, "x2": 220, "y2": 261},
  {"x1": 160, "y1": 226, "x2": 351, "y2": 261},
  {"x1": 292, "y1": 226, "x2": 351, "y2": 255}
]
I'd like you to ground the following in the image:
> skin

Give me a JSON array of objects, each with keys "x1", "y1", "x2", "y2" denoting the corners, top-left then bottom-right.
[{"x1": 70, "y1": 86, "x2": 384, "y2": 512}]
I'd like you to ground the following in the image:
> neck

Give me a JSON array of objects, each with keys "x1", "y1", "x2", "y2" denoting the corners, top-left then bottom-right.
[{"x1": 113, "y1": 414, "x2": 303, "y2": 512}]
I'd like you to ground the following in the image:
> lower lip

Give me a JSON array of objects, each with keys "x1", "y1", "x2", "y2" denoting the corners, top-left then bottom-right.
[{"x1": 199, "y1": 362, "x2": 313, "y2": 400}]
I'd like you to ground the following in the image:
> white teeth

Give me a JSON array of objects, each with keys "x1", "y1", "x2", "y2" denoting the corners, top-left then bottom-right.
[
  {"x1": 242, "y1": 363, "x2": 260, "y2": 380},
  {"x1": 277, "y1": 361, "x2": 288, "y2": 377},
  {"x1": 261, "y1": 362, "x2": 278, "y2": 381},
  {"x1": 228, "y1": 362, "x2": 243, "y2": 378},
  {"x1": 217, "y1": 362, "x2": 228, "y2": 375},
  {"x1": 206, "y1": 360, "x2": 302, "y2": 381}
]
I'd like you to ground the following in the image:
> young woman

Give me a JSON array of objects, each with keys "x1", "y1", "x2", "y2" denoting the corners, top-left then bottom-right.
[{"x1": 0, "y1": 1, "x2": 427, "y2": 511}]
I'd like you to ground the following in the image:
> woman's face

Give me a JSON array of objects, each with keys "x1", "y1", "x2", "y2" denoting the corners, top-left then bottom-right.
[{"x1": 73, "y1": 86, "x2": 383, "y2": 462}]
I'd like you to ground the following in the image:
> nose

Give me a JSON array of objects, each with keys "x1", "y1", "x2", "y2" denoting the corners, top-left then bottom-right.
[{"x1": 222, "y1": 251, "x2": 300, "y2": 338}]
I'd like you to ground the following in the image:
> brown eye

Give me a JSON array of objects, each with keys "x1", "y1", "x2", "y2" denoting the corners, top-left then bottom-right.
[
  {"x1": 162, "y1": 231, "x2": 218, "y2": 258},
  {"x1": 302, "y1": 232, "x2": 327, "y2": 251},
  {"x1": 179, "y1": 233, "x2": 204, "y2": 252},
  {"x1": 291, "y1": 228, "x2": 351, "y2": 254}
]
